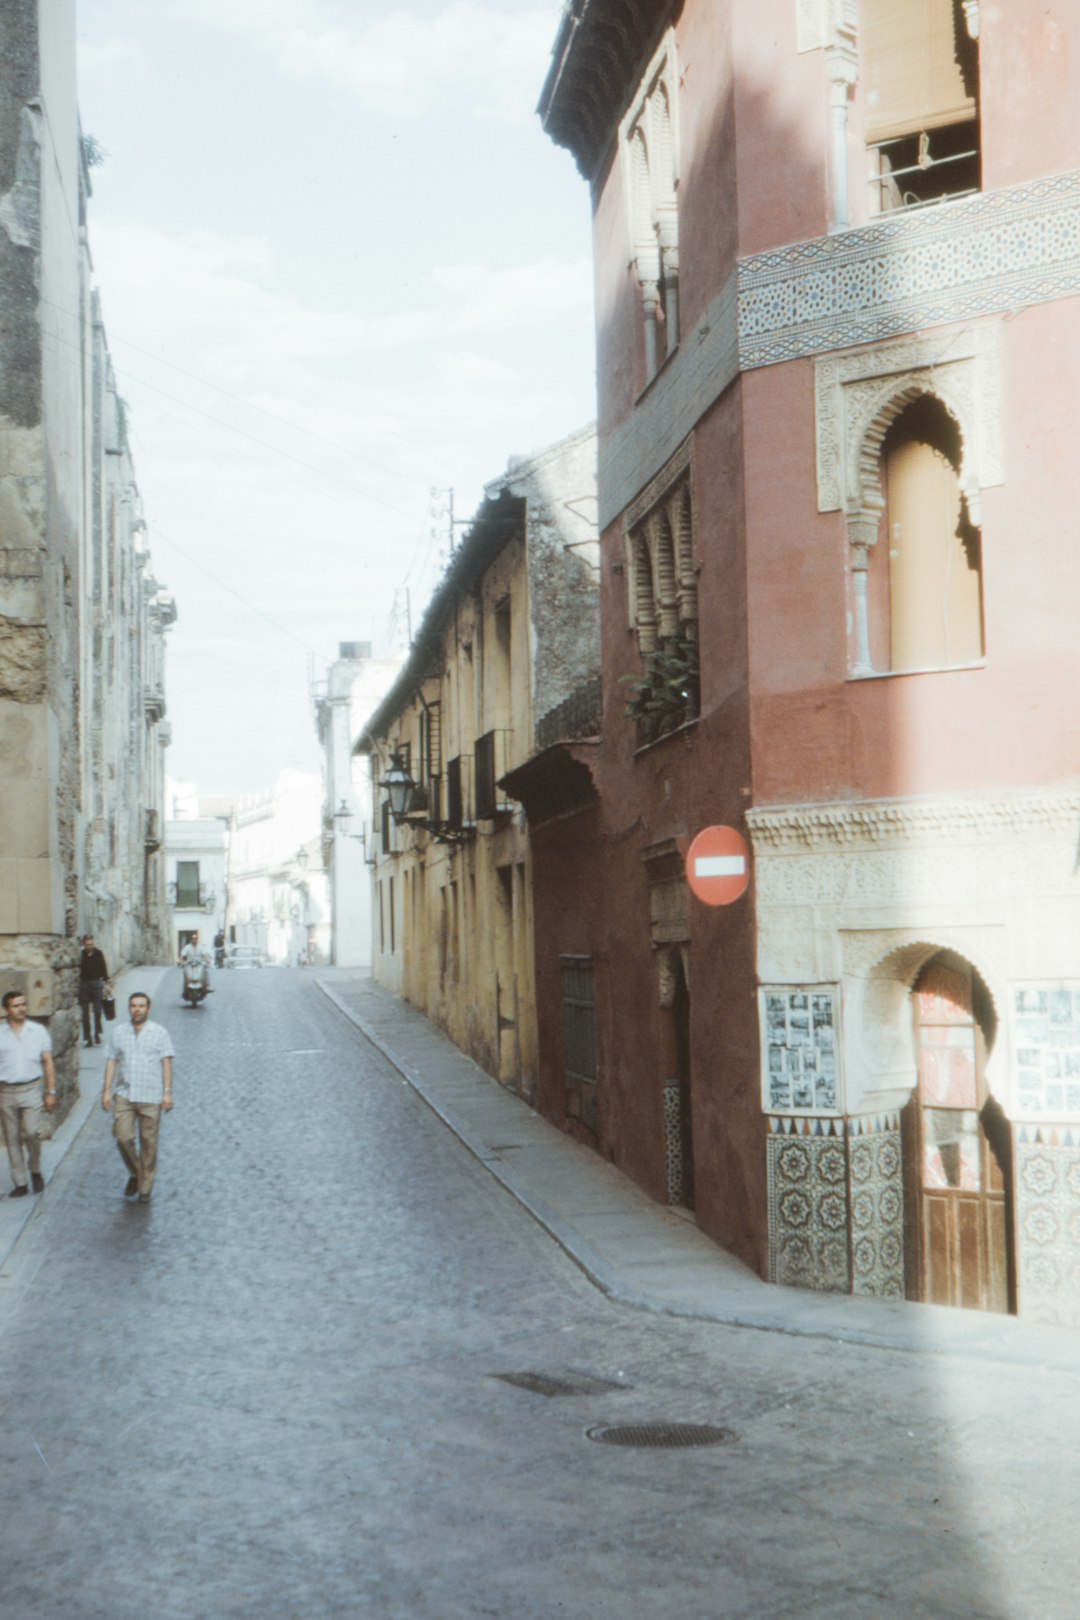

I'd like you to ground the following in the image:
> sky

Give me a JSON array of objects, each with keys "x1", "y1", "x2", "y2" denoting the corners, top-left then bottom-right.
[{"x1": 76, "y1": 0, "x2": 597, "y2": 795}]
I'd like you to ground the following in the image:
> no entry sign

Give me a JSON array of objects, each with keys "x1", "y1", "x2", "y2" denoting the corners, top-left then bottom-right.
[{"x1": 685, "y1": 825, "x2": 751, "y2": 906}]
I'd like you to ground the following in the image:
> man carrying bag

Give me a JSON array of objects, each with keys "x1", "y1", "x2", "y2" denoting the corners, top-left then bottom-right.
[{"x1": 78, "y1": 935, "x2": 110, "y2": 1048}]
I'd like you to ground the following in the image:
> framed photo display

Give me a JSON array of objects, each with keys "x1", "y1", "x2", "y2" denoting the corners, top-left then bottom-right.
[
  {"x1": 1012, "y1": 983, "x2": 1080, "y2": 1121},
  {"x1": 760, "y1": 985, "x2": 842, "y2": 1116}
]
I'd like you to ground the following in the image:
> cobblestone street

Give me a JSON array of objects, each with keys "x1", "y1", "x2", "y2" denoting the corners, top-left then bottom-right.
[{"x1": 0, "y1": 971, "x2": 1077, "y2": 1620}]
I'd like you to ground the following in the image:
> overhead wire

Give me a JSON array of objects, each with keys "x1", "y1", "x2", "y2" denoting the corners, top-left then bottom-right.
[{"x1": 38, "y1": 290, "x2": 437, "y2": 492}]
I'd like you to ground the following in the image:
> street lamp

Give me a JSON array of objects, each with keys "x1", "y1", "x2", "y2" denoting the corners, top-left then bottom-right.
[
  {"x1": 296, "y1": 845, "x2": 309, "y2": 869},
  {"x1": 381, "y1": 751, "x2": 414, "y2": 821}
]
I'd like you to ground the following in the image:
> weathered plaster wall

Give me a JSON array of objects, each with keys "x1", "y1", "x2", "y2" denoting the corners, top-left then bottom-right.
[{"x1": 0, "y1": 0, "x2": 172, "y2": 1106}]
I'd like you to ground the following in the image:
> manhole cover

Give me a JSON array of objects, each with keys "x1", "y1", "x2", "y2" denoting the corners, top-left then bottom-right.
[
  {"x1": 493, "y1": 1370, "x2": 628, "y2": 1399},
  {"x1": 585, "y1": 1422, "x2": 737, "y2": 1449}
]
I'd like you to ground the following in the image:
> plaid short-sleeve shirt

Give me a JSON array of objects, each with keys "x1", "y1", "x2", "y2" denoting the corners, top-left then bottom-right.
[{"x1": 106, "y1": 1019, "x2": 175, "y2": 1104}]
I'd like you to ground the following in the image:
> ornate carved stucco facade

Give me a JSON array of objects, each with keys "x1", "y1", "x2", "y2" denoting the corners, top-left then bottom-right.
[
  {"x1": 0, "y1": 0, "x2": 173, "y2": 1106},
  {"x1": 541, "y1": 0, "x2": 1080, "y2": 1322}
]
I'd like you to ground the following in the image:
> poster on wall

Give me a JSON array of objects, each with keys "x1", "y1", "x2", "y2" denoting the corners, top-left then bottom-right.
[
  {"x1": 1012, "y1": 984, "x2": 1080, "y2": 1120},
  {"x1": 760, "y1": 986, "x2": 842, "y2": 1115}
]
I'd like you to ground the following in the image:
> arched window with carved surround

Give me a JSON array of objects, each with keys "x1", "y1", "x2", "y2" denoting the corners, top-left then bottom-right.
[
  {"x1": 621, "y1": 32, "x2": 679, "y2": 383},
  {"x1": 863, "y1": 394, "x2": 984, "y2": 673}
]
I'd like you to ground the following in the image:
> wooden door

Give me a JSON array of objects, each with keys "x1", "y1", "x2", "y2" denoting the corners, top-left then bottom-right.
[{"x1": 910, "y1": 954, "x2": 1012, "y2": 1313}]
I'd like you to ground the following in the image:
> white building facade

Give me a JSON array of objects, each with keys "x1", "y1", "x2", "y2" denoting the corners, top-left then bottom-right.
[
  {"x1": 314, "y1": 644, "x2": 404, "y2": 968},
  {"x1": 227, "y1": 770, "x2": 328, "y2": 966}
]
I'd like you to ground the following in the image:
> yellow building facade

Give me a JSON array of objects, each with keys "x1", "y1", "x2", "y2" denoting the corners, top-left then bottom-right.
[{"x1": 360, "y1": 427, "x2": 598, "y2": 1099}]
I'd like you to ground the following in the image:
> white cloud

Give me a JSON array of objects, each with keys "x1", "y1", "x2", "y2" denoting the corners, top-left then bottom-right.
[
  {"x1": 76, "y1": 36, "x2": 148, "y2": 77},
  {"x1": 86, "y1": 219, "x2": 595, "y2": 759},
  {"x1": 174, "y1": 0, "x2": 563, "y2": 121}
]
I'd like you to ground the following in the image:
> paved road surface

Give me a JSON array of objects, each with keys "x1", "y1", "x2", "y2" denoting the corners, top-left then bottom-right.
[{"x1": 0, "y1": 971, "x2": 1076, "y2": 1619}]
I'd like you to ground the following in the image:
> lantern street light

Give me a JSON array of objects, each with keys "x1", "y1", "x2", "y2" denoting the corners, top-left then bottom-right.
[{"x1": 381, "y1": 751, "x2": 414, "y2": 821}]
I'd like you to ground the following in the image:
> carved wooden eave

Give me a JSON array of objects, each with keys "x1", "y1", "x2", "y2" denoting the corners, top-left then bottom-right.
[{"x1": 538, "y1": 0, "x2": 673, "y2": 181}]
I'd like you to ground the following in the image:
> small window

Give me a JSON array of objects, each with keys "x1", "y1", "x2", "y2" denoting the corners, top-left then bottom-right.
[
  {"x1": 863, "y1": 0, "x2": 980, "y2": 214},
  {"x1": 175, "y1": 860, "x2": 200, "y2": 908},
  {"x1": 446, "y1": 756, "x2": 464, "y2": 829},
  {"x1": 560, "y1": 956, "x2": 598, "y2": 1133},
  {"x1": 475, "y1": 732, "x2": 497, "y2": 821},
  {"x1": 866, "y1": 395, "x2": 984, "y2": 673}
]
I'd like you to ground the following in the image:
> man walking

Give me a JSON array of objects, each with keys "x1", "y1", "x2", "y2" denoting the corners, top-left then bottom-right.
[
  {"x1": 78, "y1": 934, "x2": 110, "y2": 1048},
  {"x1": 0, "y1": 990, "x2": 57, "y2": 1198},
  {"x1": 101, "y1": 992, "x2": 174, "y2": 1204}
]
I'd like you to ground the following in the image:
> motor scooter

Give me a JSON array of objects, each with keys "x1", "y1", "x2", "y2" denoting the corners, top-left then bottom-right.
[{"x1": 182, "y1": 956, "x2": 210, "y2": 1008}]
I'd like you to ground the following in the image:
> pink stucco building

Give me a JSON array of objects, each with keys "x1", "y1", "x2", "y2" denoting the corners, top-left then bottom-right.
[{"x1": 536, "y1": 0, "x2": 1080, "y2": 1321}]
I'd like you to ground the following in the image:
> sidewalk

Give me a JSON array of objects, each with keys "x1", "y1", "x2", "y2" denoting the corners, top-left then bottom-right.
[
  {"x1": 315, "y1": 968, "x2": 1080, "y2": 1371},
  {"x1": 0, "y1": 966, "x2": 171, "y2": 1271}
]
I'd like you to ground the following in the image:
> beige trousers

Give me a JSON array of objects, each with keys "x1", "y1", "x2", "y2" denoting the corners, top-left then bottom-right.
[
  {"x1": 114, "y1": 1098, "x2": 162, "y2": 1196},
  {"x1": 0, "y1": 1077, "x2": 46, "y2": 1189}
]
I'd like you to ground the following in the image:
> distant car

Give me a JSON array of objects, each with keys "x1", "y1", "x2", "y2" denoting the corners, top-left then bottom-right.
[{"x1": 224, "y1": 947, "x2": 265, "y2": 970}]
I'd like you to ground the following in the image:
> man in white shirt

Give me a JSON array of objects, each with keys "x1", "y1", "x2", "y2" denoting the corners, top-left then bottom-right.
[
  {"x1": 101, "y1": 992, "x2": 175, "y2": 1204},
  {"x1": 0, "y1": 990, "x2": 57, "y2": 1198},
  {"x1": 180, "y1": 931, "x2": 213, "y2": 996}
]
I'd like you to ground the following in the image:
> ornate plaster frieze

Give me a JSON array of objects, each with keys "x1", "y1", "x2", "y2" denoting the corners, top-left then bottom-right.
[
  {"x1": 814, "y1": 326, "x2": 1003, "y2": 515},
  {"x1": 746, "y1": 792, "x2": 1080, "y2": 854},
  {"x1": 795, "y1": 0, "x2": 857, "y2": 59},
  {"x1": 623, "y1": 436, "x2": 692, "y2": 533},
  {"x1": 738, "y1": 169, "x2": 1080, "y2": 369}
]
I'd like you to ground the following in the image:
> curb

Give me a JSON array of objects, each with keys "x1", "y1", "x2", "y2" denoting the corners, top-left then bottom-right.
[{"x1": 314, "y1": 973, "x2": 1080, "y2": 1371}]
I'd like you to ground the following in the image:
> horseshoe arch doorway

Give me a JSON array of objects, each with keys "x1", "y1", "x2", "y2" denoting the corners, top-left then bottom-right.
[{"x1": 902, "y1": 951, "x2": 1014, "y2": 1314}]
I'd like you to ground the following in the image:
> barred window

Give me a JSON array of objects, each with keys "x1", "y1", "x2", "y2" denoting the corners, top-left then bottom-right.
[{"x1": 560, "y1": 956, "x2": 598, "y2": 1133}]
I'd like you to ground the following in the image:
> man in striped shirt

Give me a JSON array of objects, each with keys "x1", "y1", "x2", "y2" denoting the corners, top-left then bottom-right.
[{"x1": 101, "y1": 992, "x2": 175, "y2": 1204}]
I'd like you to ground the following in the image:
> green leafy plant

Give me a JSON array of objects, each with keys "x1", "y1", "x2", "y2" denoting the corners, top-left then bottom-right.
[{"x1": 622, "y1": 639, "x2": 699, "y2": 743}]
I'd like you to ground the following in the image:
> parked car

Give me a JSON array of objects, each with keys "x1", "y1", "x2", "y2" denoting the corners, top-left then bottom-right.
[{"x1": 224, "y1": 946, "x2": 265, "y2": 970}]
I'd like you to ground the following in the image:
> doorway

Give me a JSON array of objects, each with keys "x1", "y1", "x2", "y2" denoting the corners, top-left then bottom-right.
[{"x1": 904, "y1": 952, "x2": 1013, "y2": 1313}]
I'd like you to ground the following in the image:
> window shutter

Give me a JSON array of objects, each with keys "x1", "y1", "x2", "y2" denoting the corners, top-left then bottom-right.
[{"x1": 862, "y1": 0, "x2": 976, "y2": 145}]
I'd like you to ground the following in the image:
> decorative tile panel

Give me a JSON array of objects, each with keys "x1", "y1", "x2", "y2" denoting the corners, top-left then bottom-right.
[
  {"x1": 767, "y1": 1118, "x2": 850, "y2": 1292},
  {"x1": 847, "y1": 1115, "x2": 904, "y2": 1298},
  {"x1": 738, "y1": 171, "x2": 1080, "y2": 369},
  {"x1": 1015, "y1": 1129, "x2": 1080, "y2": 1327}
]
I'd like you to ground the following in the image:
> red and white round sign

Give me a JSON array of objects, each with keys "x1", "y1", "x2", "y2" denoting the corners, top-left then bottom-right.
[{"x1": 685, "y1": 825, "x2": 751, "y2": 907}]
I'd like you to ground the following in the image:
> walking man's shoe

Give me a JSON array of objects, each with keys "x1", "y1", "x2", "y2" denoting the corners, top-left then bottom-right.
[
  {"x1": 30, "y1": 1172, "x2": 44, "y2": 1193},
  {"x1": 124, "y1": 1175, "x2": 138, "y2": 1198},
  {"x1": 137, "y1": 1192, "x2": 151, "y2": 1204},
  {"x1": 9, "y1": 1185, "x2": 27, "y2": 1198},
  {"x1": 83, "y1": 1041, "x2": 93, "y2": 1049}
]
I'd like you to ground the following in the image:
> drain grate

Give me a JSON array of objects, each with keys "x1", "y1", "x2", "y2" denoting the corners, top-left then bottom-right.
[
  {"x1": 493, "y1": 1370, "x2": 628, "y2": 1399},
  {"x1": 586, "y1": 1422, "x2": 737, "y2": 1449}
]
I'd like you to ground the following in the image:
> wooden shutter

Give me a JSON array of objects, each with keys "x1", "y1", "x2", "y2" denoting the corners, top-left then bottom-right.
[
  {"x1": 862, "y1": 0, "x2": 976, "y2": 144},
  {"x1": 886, "y1": 437, "x2": 983, "y2": 671}
]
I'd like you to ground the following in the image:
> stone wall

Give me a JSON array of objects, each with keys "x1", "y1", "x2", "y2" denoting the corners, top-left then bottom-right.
[{"x1": 0, "y1": 0, "x2": 173, "y2": 1109}]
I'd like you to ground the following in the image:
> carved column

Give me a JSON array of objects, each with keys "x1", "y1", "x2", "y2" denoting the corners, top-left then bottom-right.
[
  {"x1": 847, "y1": 510, "x2": 880, "y2": 675},
  {"x1": 826, "y1": 21, "x2": 858, "y2": 233}
]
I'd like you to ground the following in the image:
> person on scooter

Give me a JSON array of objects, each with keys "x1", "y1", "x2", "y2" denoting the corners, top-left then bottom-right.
[{"x1": 179, "y1": 932, "x2": 213, "y2": 998}]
